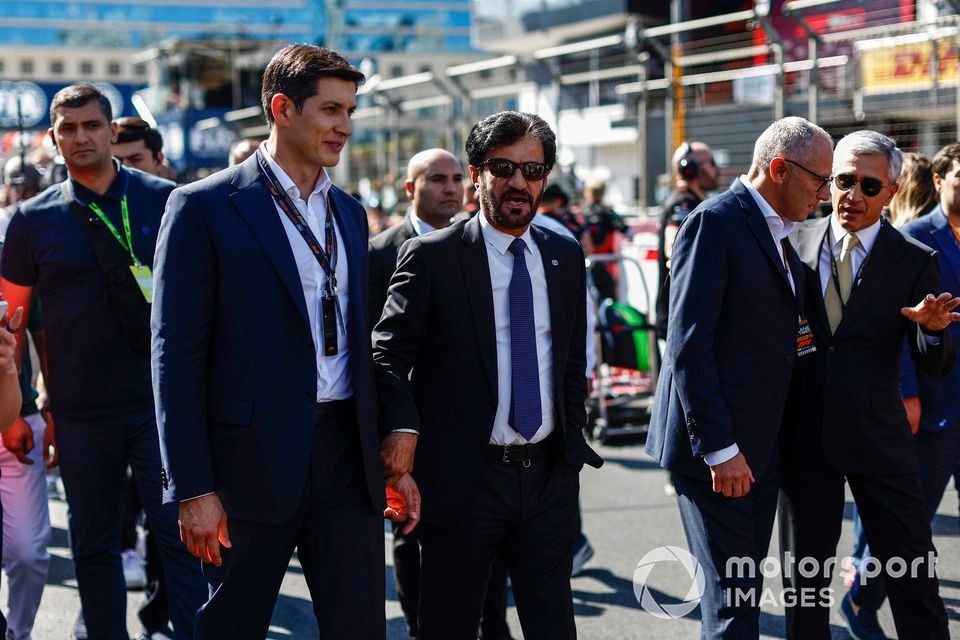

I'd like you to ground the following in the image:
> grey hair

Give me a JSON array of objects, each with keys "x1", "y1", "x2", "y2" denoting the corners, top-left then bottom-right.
[
  {"x1": 833, "y1": 130, "x2": 903, "y2": 182},
  {"x1": 750, "y1": 116, "x2": 833, "y2": 176}
]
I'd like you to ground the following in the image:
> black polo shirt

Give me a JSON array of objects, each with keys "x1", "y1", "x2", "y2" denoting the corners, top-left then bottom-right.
[{"x1": 1, "y1": 163, "x2": 173, "y2": 418}]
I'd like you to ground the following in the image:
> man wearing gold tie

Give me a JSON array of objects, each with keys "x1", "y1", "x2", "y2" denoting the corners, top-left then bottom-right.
[{"x1": 780, "y1": 130, "x2": 960, "y2": 640}]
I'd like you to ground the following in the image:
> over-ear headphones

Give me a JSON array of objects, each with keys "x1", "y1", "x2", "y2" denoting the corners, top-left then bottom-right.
[{"x1": 677, "y1": 140, "x2": 698, "y2": 180}]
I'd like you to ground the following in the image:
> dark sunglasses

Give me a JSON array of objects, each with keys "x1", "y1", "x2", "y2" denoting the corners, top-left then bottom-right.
[
  {"x1": 785, "y1": 159, "x2": 831, "y2": 191},
  {"x1": 833, "y1": 173, "x2": 889, "y2": 198},
  {"x1": 483, "y1": 158, "x2": 550, "y2": 182}
]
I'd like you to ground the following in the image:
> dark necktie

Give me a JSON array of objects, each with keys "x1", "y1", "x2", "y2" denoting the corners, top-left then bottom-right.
[{"x1": 507, "y1": 238, "x2": 542, "y2": 441}]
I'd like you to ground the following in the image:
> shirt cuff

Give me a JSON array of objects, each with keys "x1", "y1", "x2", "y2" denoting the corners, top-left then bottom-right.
[
  {"x1": 391, "y1": 428, "x2": 419, "y2": 435},
  {"x1": 181, "y1": 492, "x2": 215, "y2": 503},
  {"x1": 704, "y1": 443, "x2": 740, "y2": 467}
]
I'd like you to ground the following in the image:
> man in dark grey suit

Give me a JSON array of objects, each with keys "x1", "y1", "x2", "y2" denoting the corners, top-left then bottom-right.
[
  {"x1": 781, "y1": 130, "x2": 959, "y2": 640},
  {"x1": 646, "y1": 117, "x2": 833, "y2": 639},
  {"x1": 374, "y1": 111, "x2": 602, "y2": 639}
]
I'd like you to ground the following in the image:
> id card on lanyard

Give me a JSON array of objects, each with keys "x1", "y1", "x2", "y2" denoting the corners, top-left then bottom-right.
[
  {"x1": 87, "y1": 195, "x2": 153, "y2": 303},
  {"x1": 781, "y1": 237, "x2": 817, "y2": 358},
  {"x1": 255, "y1": 149, "x2": 344, "y2": 356}
]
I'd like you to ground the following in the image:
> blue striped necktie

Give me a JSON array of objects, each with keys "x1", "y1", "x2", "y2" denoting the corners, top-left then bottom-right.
[{"x1": 507, "y1": 238, "x2": 542, "y2": 441}]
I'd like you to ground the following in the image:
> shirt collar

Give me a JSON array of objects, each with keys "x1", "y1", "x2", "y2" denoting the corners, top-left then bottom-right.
[
  {"x1": 738, "y1": 175, "x2": 794, "y2": 240},
  {"x1": 829, "y1": 213, "x2": 881, "y2": 254},
  {"x1": 70, "y1": 158, "x2": 127, "y2": 205},
  {"x1": 258, "y1": 141, "x2": 331, "y2": 202},
  {"x1": 478, "y1": 210, "x2": 534, "y2": 256},
  {"x1": 409, "y1": 210, "x2": 437, "y2": 236}
]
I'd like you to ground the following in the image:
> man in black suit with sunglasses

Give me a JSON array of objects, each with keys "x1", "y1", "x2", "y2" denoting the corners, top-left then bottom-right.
[
  {"x1": 373, "y1": 111, "x2": 602, "y2": 639},
  {"x1": 781, "y1": 130, "x2": 960, "y2": 640}
]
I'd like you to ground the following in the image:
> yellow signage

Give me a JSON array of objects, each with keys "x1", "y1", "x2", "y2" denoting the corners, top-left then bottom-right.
[{"x1": 861, "y1": 39, "x2": 959, "y2": 91}]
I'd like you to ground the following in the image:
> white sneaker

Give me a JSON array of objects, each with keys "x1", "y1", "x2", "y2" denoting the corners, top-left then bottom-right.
[
  {"x1": 571, "y1": 538, "x2": 595, "y2": 577},
  {"x1": 73, "y1": 611, "x2": 87, "y2": 640},
  {"x1": 122, "y1": 548, "x2": 147, "y2": 590}
]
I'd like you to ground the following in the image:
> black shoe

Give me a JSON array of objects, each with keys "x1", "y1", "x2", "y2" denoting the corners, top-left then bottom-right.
[{"x1": 840, "y1": 594, "x2": 890, "y2": 640}]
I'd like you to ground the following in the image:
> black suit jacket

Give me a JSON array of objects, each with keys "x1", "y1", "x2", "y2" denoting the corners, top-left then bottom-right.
[
  {"x1": 152, "y1": 155, "x2": 386, "y2": 522},
  {"x1": 645, "y1": 179, "x2": 806, "y2": 482},
  {"x1": 372, "y1": 215, "x2": 603, "y2": 525},
  {"x1": 368, "y1": 216, "x2": 417, "y2": 332},
  {"x1": 786, "y1": 216, "x2": 955, "y2": 475}
]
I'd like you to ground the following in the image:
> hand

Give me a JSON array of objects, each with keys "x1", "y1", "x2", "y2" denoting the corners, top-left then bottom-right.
[
  {"x1": 709, "y1": 452, "x2": 755, "y2": 498},
  {"x1": 178, "y1": 494, "x2": 231, "y2": 566},
  {"x1": 0, "y1": 308, "x2": 21, "y2": 377},
  {"x1": 380, "y1": 432, "x2": 417, "y2": 480},
  {"x1": 903, "y1": 396, "x2": 921, "y2": 435},
  {"x1": 901, "y1": 292, "x2": 960, "y2": 332},
  {"x1": 2, "y1": 306, "x2": 24, "y2": 334},
  {"x1": 2, "y1": 415, "x2": 34, "y2": 464},
  {"x1": 42, "y1": 411, "x2": 58, "y2": 470},
  {"x1": 384, "y1": 473, "x2": 421, "y2": 535}
]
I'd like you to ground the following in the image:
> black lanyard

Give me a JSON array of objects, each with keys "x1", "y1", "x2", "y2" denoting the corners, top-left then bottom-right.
[
  {"x1": 826, "y1": 226, "x2": 871, "y2": 311},
  {"x1": 255, "y1": 148, "x2": 339, "y2": 299}
]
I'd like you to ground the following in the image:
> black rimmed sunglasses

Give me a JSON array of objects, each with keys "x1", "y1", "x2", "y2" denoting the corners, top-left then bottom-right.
[
  {"x1": 482, "y1": 158, "x2": 550, "y2": 182},
  {"x1": 784, "y1": 159, "x2": 832, "y2": 191},
  {"x1": 832, "y1": 173, "x2": 890, "y2": 198}
]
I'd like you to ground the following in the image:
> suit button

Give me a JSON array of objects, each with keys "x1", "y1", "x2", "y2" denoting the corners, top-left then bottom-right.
[{"x1": 827, "y1": 346, "x2": 836, "y2": 354}]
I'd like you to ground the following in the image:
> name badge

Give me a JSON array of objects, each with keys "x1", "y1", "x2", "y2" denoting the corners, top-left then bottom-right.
[
  {"x1": 797, "y1": 317, "x2": 816, "y2": 358},
  {"x1": 321, "y1": 295, "x2": 339, "y2": 356},
  {"x1": 130, "y1": 265, "x2": 154, "y2": 303}
]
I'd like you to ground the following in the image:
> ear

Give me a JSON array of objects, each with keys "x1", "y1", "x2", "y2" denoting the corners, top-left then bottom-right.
[
  {"x1": 109, "y1": 121, "x2": 119, "y2": 144},
  {"x1": 270, "y1": 93, "x2": 292, "y2": 127},
  {"x1": 768, "y1": 157, "x2": 788, "y2": 184},
  {"x1": 404, "y1": 179, "x2": 415, "y2": 199},
  {"x1": 47, "y1": 128, "x2": 57, "y2": 148},
  {"x1": 884, "y1": 182, "x2": 900, "y2": 206},
  {"x1": 934, "y1": 172, "x2": 943, "y2": 192},
  {"x1": 157, "y1": 151, "x2": 165, "y2": 164},
  {"x1": 468, "y1": 164, "x2": 481, "y2": 188}
]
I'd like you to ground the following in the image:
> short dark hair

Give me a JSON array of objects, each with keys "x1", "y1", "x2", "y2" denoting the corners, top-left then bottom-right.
[
  {"x1": 260, "y1": 45, "x2": 364, "y2": 126},
  {"x1": 114, "y1": 117, "x2": 164, "y2": 160},
  {"x1": 543, "y1": 183, "x2": 569, "y2": 207},
  {"x1": 50, "y1": 84, "x2": 112, "y2": 125},
  {"x1": 931, "y1": 142, "x2": 960, "y2": 177},
  {"x1": 465, "y1": 111, "x2": 556, "y2": 171}
]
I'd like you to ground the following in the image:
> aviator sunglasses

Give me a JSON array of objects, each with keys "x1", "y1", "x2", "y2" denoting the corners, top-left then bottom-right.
[
  {"x1": 832, "y1": 173, "x2": 890, "y2": 198},
  {"x1": 482, "y1": 158, "x2": 550, "y2": 182}
]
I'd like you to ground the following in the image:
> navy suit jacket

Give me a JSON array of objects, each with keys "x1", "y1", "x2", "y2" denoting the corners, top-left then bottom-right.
[
  {"x1": 899, "y1": 207, "x2": 960, "y2": 432},
  {"x1": 646, "y1": 179, "x2": 805, "y2": 482},
  {"x1": 151, "y1": 155, "x2": 385, "y2": 523},
  {"x1": 372, "y1": 215, "x2": 602, "y2": 525}
]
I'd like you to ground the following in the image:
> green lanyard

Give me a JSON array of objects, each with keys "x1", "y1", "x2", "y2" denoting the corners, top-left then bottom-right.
[{"x1": 87, "y1": 195, "x2": 141, "y2": 266}]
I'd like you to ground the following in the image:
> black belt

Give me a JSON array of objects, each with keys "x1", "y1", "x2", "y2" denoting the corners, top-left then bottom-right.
[
  {"x1": 487, "y1": 433, "x2": 555, "y2": 465},
  {"x1": 314, "y1": 397, "x2": 352, "y2": 421}
]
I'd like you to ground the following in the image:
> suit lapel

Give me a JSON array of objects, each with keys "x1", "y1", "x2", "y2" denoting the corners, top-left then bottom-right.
[
  {"x1": 794, "y1": 217, "x2": 831, "y2": 335},
  {"x1": 835, "y1": 219, "x2": 903, "y2": 334},
  {"x1": 530, "y1": 225, "x2": 565, "y2": 391},
  {"x1": 928, "y1": 210, "x2": 960, "y2": 286},
  {"x1": 228, "y1": 159, "x2": 310, "y2": 327},
  {"x1": 460, "y1": 216, "x2": 498, "y2": 397},
  {"x1": 733, "y1": 182, "x2": 796, "y2": 299}
]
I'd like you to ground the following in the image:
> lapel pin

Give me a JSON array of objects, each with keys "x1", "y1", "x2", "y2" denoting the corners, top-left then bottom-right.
[{"x1": 551, "y1": 259, "x2": 559, "y2": 266}]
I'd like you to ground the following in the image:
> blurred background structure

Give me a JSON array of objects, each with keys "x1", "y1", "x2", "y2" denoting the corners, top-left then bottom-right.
[{"x1": 2, "y1": 1, "x2": 960, "y2": 212}]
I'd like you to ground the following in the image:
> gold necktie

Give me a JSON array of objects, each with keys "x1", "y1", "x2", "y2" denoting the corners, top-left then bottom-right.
[{"x1": 825, "y1": 232, "x2": 860, "y2": 333}]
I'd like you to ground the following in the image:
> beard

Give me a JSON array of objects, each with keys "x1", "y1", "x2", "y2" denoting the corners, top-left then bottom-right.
[{"x1": 479, "y1": 185, "x2": 541, "y2": 230}]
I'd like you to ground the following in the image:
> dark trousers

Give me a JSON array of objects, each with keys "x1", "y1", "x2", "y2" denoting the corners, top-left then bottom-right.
[
  {"x1": 56, "y1": 409, "x2": 207, "y2": 640},
  {"x1": 671, "y1": 463, "x2": 780, "y2": 640},
  {"x1": 392, "y1": 523, "x2": 511, "y2": 639},
  {"x1": 779, "y1": 451, "x2": 948, "y2": 640},
  {"x1": 195, "y1": 400, "x2": 384, "y2": 640},
  {"x1": 848, "y1": 417, "x2": 960, "y2": 613},
  {"x1": 417, "y1": 444, "x2": 580, "y2": 640}
]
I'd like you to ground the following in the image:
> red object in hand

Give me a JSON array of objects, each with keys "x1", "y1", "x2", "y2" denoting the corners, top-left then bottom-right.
[{"x1": 385, "y1": 484, "x2": 407, "y2": 521}]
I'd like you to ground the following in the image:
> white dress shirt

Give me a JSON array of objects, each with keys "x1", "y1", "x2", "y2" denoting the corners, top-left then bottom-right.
[
  {"x1": 409, "y1": 210, "x2": 438, "y2": 236},
  {"x1": 479, "y1": 214, "x2": 555, "y2": 445},
  {"x1": 818, "y1": 214, "x2": 881, "y2": 297},
  {"x1": 259, "y1": 143, "x2": 352, "y2": 401},
  {"x1": 702, "y1": 178, "x2": 798, "y2": 468}
]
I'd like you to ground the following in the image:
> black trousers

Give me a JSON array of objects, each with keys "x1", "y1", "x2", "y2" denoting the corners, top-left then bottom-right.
[
  {"x1": 417, "y1": 442, "x2": 580, "y2": 640},
  {"x1": 779, "y1": 449, "x2": 948, "y2": 640},
  {"x1": 195, "y1": 400, "x2": 384, "y2": 640}
]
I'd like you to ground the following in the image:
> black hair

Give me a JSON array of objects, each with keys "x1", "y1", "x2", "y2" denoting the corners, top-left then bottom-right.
[
  {"x1": 465, "y1": 111, "x2": 556, "y2": 171},
  {"x1": 261, "y1": 45, "x2": 364, "y2": 125}
]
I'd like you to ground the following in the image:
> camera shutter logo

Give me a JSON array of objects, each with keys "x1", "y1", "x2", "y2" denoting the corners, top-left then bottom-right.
[{"x1": 633, "y1": 546, "x2": 705, "y2": 619}]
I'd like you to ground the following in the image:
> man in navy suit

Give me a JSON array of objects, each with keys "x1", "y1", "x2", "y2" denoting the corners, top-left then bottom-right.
[
  {"x1": 152, "y1": 45, "x2": 418, "y2": 639},
  {"x1": 646, "y1": 116, "x2": 833, "y2": 639}
]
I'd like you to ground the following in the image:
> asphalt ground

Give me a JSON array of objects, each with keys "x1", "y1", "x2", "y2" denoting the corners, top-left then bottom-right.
[{"x1": 9, "y1": 439, "x2": 960, "y2": 639}]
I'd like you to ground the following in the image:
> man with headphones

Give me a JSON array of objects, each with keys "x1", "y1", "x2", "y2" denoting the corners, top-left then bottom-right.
[{"x1": 656, "y1": 141, "x2": 721, "y2": 338}]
